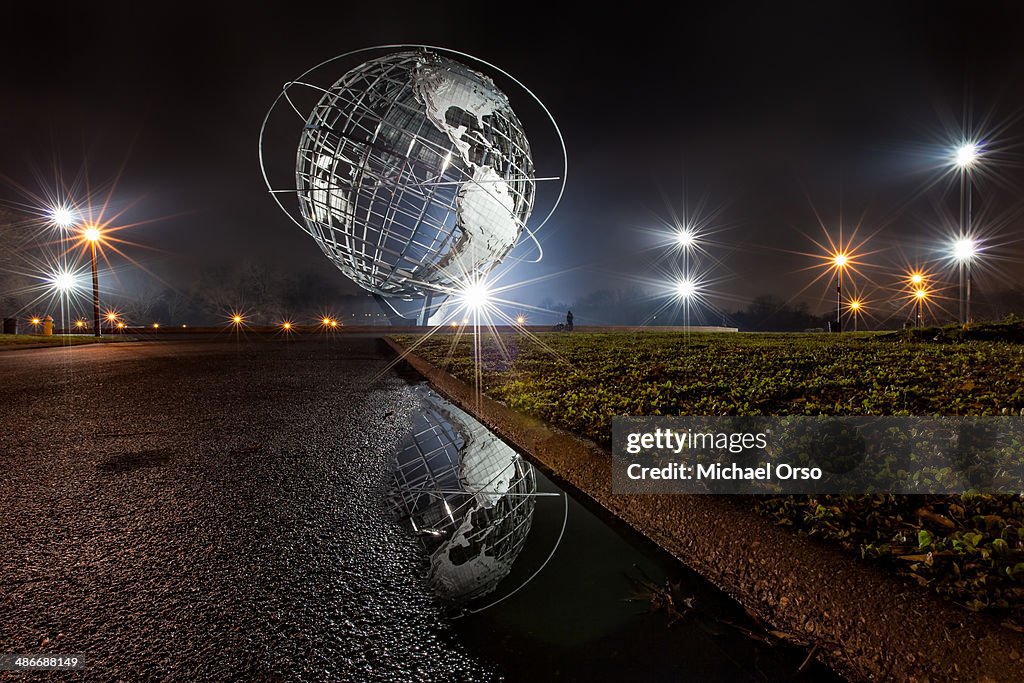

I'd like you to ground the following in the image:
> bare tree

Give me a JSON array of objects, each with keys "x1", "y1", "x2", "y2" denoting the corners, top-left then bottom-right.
[
  {"x1": 0, "y1": 207, "x2": 33, "y2": 315},
  {"x1": 124, "y1": 282, "x2": 164, "y2": 325}
]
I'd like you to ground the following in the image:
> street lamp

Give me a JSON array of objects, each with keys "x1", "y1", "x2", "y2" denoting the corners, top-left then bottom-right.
[
  {"x1": 82, "y1": 224, "x2": 103, "y2": 337},
  {"x1": 907, "y1": 271, "x2": 927, "y2": 327},
  {"x1": 49, "y1": 205, "x2": 77, "y2": 284},
  {"x1": 675, "y1": 227, "x2": 699, "y2": 323},
  {"x1": 675, "y1": 227, "x2": 696, "y2": 249},
  {"x1": 952, "y1": 236, "x2": 978, "y2": 324},
  {"x1": 50, "y1": 269, "x2": 77, "y2": 294},
  {"x1": 954, "y1": 142, "x2": 978, "y2": 170},
  {"x1": 675, "y1": 278, "x2": 697, "y2": 299},
  {"x1": 49, "y1": 205, "x2": 77, "y2": 229},
  {"x1": 914, "y1": 287, "x2": 928, "y2": 327},
  {"x1": 847, "y1": 298, "x2": 862, "y2": 332},
  {"x1": 832, "y1": 253, "x2": 849, "y2": 332},
  {"x1": 953, "y1": 141, "x2": 981, "y2": 324}
]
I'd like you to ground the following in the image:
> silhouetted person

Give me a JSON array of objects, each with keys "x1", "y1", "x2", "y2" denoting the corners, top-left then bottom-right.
[{"x1": 566, "y1": 310, "x2": 574, "y2": 331}]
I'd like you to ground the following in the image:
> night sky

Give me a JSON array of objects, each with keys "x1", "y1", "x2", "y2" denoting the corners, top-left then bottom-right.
[{"x1": 2, "y1": 2, "x2": 1023, "y2": 319}]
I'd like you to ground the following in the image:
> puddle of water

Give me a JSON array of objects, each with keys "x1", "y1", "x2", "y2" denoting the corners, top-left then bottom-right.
[
  {"x1": 389, "y1": 385, "x2": 837, "y2": 682},
  {"x1": 388, "y1": 385, "x2": 537, "y2": 605}
]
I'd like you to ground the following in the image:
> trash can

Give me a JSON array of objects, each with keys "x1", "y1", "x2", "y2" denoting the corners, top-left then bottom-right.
[
  {"x1": 2, "y1": 318, "x2": 15, "y2": 334},
  {"x1": 42, "y1": 315, "x2": 53, "y2": 336}
]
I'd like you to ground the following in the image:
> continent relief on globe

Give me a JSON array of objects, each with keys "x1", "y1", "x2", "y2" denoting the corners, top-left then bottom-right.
[{"x1": 413, "y1": 62, "x2": 523, "y2": 277}]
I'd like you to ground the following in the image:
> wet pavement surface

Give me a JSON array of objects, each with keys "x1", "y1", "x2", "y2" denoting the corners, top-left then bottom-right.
[{"x1": 0, "y1": 336, "x2": 496, "y2": 681}]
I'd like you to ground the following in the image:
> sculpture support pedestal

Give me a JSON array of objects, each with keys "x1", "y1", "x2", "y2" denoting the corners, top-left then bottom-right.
[{"x1": 373, "y1": 293, "x2": 437, "y2": 326}]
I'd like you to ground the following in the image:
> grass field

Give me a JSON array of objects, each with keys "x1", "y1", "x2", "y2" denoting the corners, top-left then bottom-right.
[
  {"x1": 0, "y1": 333, "x2": 119, "y2": 349},
  {"x1": 396, "y1": 328, "x2": 1024, "y2": 627}
]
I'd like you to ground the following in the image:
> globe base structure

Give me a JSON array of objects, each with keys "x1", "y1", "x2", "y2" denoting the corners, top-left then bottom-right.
[{"x1": 372, "y1": 292, "x2": 437, "y2": 326}]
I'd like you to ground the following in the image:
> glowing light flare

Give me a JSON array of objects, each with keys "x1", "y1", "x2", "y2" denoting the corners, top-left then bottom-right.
[
  {"x1": 82, "y1": 225, "x2": 102, "y2": 243},
  {"x1": 799, "y1": 230, "x2": 875, "y2": 296},
  {"x1": 909, "y1": 271, "x2": 924, "y2": 286},
  {"x1": 459, "y1": 281, "x2": 491, "y2": 310},
  {"x1": 848, "y1": 299, "x2": 862, "y2": 312},
  {"x1": 281, "y1": 321, "x2": 293, "y2": 331},
  {"x1": 675, "y1": 227, "x2": 697, "y2": 248},
  {"x1": 224, "y1": 310, "x2": 249, "y2": 330},
  {"x1": 49, "y1": 205, "x2": 77, "y2": 228},
  {"x1": 914, "y1": 288, "x2": 928, "y2": 301},
  {"x1": 516, "y1": 315, "x2": 526, "y2": 325},
  {"x1": 117, "y1": 322, "x2": 126, "y2": 329},
  {"x1": 952, "y1": 237, "x2": 978, "y2": 262},
  {"x1": 30, "y1": 317, "x2": 41, "y2": 326},
  {"x1": 954, "y1": 142, "x2": 979, "y2": 169},
  {"x1": 152, "y1": 323, "x2": 160, "y2": 329},
  {"x1": 674, "y1": 278, "x2": 698, "y2": 300},
  {"x1": 49, "y1": 269, "x2": 78, "y2": 293}
]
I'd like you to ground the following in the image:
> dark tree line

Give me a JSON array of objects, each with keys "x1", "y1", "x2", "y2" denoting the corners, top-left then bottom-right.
[
  {"x1": 103, "y1": 263, "x2": 382, "y2": 326},
  {"x1": 535, "y1": 289, "x2": 1024, "y2": 331}
]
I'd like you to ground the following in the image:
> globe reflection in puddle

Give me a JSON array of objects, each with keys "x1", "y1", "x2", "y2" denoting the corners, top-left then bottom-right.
[{"x1": 388, "y1": 386, "x2": 536, "y2": 605}]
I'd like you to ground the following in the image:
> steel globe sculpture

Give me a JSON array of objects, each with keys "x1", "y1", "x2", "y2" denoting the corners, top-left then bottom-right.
[{"x1": 261, "y1": 46, "x2": 565, "y2": 323}]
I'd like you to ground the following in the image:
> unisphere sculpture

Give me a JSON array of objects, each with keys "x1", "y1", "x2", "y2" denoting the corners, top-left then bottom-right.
[{"x1": 260, "y1": 46, "x2": 565, "y2": 324}]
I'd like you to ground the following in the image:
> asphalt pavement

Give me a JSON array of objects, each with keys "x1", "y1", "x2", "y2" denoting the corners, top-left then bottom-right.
[{"x1": 0, "y1": 336, "x2": 496, "y2": 681}]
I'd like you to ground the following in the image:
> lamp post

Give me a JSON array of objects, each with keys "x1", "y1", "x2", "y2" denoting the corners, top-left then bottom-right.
[
  {"x1": 49, "y1": 206, "x2": 78, "y2": 334},
  {"x1": 673, "y1": 227, "x2": 700, "y2": 326},
  {"x1": 952, "y1": 237, "x2": 977, "y2": 325},
  {"x1": 848, "y1": 299, "x2": 862, "y2": 332},
  {"x1": 83, "y1": 225, "x2": 102, "y2": 337},
  {"x1": 954, "y1": 142, "x2": 979, "y2": 324},
  {"x1": 908, "y1": 271, "x2": 925, "y2": 328},
  {"x1": 833, "y1": 253, "x2": 848, "y2": 332},
  {"x1": 914, "y1": 287, "x2": 928, "y2": 327},
  {"x1": 676, "y1": 225, "x2": 696, "y2": 289}
]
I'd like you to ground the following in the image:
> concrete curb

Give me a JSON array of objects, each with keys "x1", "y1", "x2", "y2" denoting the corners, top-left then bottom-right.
[{"x1": 385, "y1": 337, "x2": 1024, "y2": 682}]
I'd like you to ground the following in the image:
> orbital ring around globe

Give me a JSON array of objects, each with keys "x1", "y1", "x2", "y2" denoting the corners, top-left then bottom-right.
[{"x1": 258, "y1": 44, "x2": 567, "y2": 306}]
